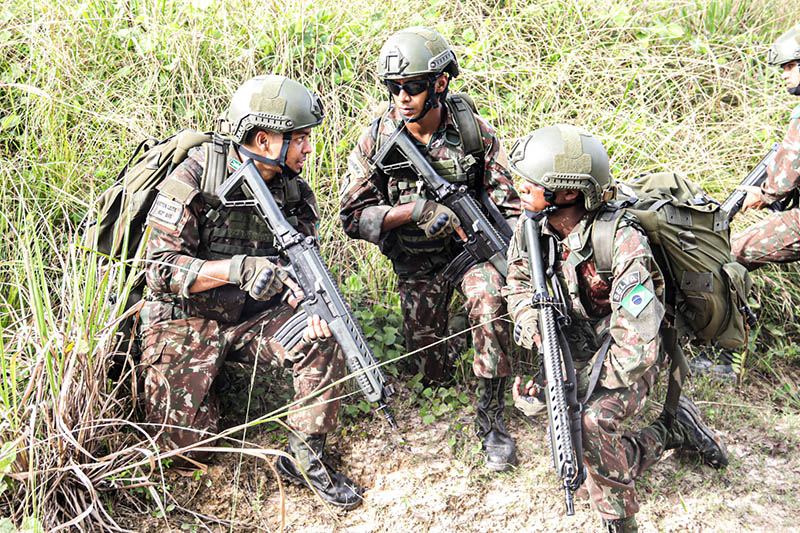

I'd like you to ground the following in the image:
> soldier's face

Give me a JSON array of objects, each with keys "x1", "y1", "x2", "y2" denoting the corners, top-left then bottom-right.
[
  {"x1": 781, "y1": 61, "x2": 800, "y2": 90},
  {"x1": 284, "y1": 128, "x2": 313, "y2": 174},
  {"x1": 389, "y1": 74, "x2": 447, "y2": 119},
  {"x1": 518, "y1": 181, "x2": 551, "y2": 212}
]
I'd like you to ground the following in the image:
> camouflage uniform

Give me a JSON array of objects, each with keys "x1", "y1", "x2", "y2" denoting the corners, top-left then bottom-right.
[
  {"x1": 732, "y1": 105, "x2": 800, "y2": 270},
  {"x1": 139, "y1": 144, "x2": 345, "y2": 457},
  {"x1": 340, "y1": 106, "x2": 521, "y2": 381},
  {"x1": 504, "y1": 212, "x2": 671, "y2": 519}
]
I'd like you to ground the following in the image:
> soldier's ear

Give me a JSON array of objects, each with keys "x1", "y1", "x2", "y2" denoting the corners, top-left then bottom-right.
[
  {"x1": 561, "y1": 189, "x2": 581, "y2": 203},
  {"x1": 435, "y1": 74, "x2": 448, "y2": 94}
]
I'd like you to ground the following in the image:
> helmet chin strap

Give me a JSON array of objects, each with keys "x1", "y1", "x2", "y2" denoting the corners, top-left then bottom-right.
[
  {"x1": 542, "y1": 188, "x2": 579, "y2": 210},
  {"x1": 237, "y1": 132, "x2": 298, "y2": 177}
]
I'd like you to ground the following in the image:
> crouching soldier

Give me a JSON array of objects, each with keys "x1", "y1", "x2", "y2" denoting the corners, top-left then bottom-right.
[
  {"x1": 139, "y1": 75, "x2": 362, "y2": 509},
  {"x1": 503, "y1": 124, "x2": 729, "y2": 532}
]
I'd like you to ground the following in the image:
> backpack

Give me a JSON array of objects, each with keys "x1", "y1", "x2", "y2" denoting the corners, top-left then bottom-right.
[
  {"x1": 583, "y1": 172, "x2": 753, "y2": 423},
  {"x1": 591, "y1": 171, "x2": 753, "y2": 350},
  {"x1": 84, "y1": 130, "x2": 229, "y2": 369}
]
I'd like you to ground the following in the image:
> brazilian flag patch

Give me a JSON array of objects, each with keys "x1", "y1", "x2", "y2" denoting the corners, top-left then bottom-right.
[{"x1": 620, "y1": 284, "x2": 654, "y2": 318}]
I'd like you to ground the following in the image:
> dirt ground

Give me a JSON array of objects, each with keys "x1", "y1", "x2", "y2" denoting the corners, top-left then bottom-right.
[{"x1": 116, "y1": 369, "x2": 800, "y2": 533}]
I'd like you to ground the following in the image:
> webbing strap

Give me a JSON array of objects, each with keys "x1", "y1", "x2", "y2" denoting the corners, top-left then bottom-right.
[
  {"x1": 592, "y1": 209, "x2": 624, "y2": 283},
  {"x1": 582, "y1": 334, "x2": 613, "y2": 405},
  {"x1": 447, "y1": 94, "x2": 483, "y2": 157},
  {"x1": 661, "y1": 327, "x2": 689, "y2": 427}
]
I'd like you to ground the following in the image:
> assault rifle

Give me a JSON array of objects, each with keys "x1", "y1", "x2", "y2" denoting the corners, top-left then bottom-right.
[
  {"x1": 720, "y1": 143, "x2": 798, "y2": 225},
  {"x1": 217, "y1": 159, "x2": 398, "y2": 429},
  {"x1": 373, "y1": 126, "x2": 511, "y2": 280},
  {"x1": 522, "y1": 213, "x2": 586, "y2": 515}
]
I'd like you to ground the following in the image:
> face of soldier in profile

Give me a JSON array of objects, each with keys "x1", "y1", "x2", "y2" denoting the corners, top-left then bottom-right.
[
  {"x1": 518, "y1": 181, "x2": 550, "y2": 213},
  {"x1": 247, "y1": 128, "x2": 313, "y2": 179},
  {"x1": 781, "y1": 61, "x2": 800, "y2": 91}
]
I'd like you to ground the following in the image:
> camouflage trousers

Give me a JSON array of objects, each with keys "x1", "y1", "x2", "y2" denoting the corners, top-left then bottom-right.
[
  {"x1": 397, "y1": 260, "x2": 512, "y2": 382},
  {"x1": 582, "y1": 363, "x2": 667, "y2": 519},
  {"x1": 731, "y1": 208, "x2": 800, "y2": 270},
  {"x1": 138, "y1": 302, "x2": 345, "y2": 459}
]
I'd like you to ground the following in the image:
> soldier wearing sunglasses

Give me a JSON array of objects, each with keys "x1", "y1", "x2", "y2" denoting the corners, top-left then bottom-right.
[{"x1": 339, "y1": 26, "x2": 522, "y2": 472}]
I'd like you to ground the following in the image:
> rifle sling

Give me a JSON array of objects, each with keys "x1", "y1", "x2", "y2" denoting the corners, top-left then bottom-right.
[
  {"x1": 661, "y1": 327, "x2": 688, "y2": 427},
  {"x1": 582, "y1": 334, "x2": 613, "y2": 405}
]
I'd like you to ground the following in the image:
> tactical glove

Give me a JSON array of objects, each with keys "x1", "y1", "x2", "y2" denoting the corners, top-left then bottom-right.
[
  {"x1": 410, "y1": 199, "x2": 460, "y2": 239},
  {"x1": 512, "y1": 308, "x2": 539, "y2": 350},
  {"x1": 229, "y1": 255, "x2": 288, "y2": 301}
]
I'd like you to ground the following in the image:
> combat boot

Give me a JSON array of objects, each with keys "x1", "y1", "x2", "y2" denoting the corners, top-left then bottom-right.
[
  {"x1": 674, "y1": 396, "x2": 729, "y2": 469},
  {"x1": 603, "y1": 515, "x2": 638, "y2": 533},
  {"x1": 474, "y1": 377, "x2": 517, "y2": 471},
  {"x1": 275, "y1": 431, "x2": 363, "y2": 510},
  {"x1": 689, "y1": 342, "x2": 736, "y2": 383}
]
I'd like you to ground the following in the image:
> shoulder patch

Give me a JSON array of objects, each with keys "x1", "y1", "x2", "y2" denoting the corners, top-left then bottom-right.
[
  {"x1": 611, "y1": 271, "x2": 641, "y2": 303},
  {"x1": 148, "y1": 193, "x2": 184, "y2": 227},
  {"x1": 791, "y1": 103, "x2": 800, "y2": 120},
  {"x1": 620, "y1": 283, "x2": 654, "y2": 318}
]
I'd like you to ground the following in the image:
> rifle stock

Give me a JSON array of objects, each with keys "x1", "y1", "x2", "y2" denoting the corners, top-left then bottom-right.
[
  {"x1": 217, "y1": 160, "x2": 398, "y2": 429},
  {"x1": 522, "y1": 214, "x2": 585, "y2": 515}
]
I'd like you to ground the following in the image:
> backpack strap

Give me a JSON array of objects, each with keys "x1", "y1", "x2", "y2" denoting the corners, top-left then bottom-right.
[
  {"x1": 446, "y1": 94, "x2": 483, "y2": 158},
  {"x1": 200, "y1": 134, "x2": 230, "y2": 206},
  {"x1": 591, "y1": 208, "x2": 624, "y2": 284}
]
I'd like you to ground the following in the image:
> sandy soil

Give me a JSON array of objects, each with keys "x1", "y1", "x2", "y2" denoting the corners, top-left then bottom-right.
[{"x1": 117, "y1": 373, "x2": 800, "y2": 533}]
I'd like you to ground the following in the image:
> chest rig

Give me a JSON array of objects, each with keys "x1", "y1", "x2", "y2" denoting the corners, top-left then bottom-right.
[
  {"x1": 196, "y1": 137, "x2": 304, "y2": 260},
  {"x1": 370, "y1": 94, "x2": 485, "y2": 258}
]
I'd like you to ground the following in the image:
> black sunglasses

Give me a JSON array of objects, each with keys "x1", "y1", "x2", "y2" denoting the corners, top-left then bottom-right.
[{"x1": 384, "y1": 77, "x2": 432, "y2": 96}]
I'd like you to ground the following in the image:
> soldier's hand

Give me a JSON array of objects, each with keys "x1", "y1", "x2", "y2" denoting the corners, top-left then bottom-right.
[
  {"x1": 411, "y1": 199, "x2": 460, "y2": 239},
  {"x1": 512, "y1": 308, "x2": 539, "y2": 349},
  {"x1": 229, "y1": 255, "x2": 288, "y2": 301},
  {"x1": 303, "y1": 313, "x2": 332, "y2": 341},
  {"x1": 737, "y1": 185, "x2": 768, "y2": 212},
  {"x1": 512, "y1": 375, "x2": 537, "y2": 404}
]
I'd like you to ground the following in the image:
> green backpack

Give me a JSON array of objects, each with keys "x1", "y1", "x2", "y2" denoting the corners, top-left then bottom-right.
[
  {"x1": 84, "y1": 130, "x2": 229, "y2": 262},
  {"x1": 84, "y1": 130, "x2": 228, "y2": 369},
  {"x1": 591, "y1": 171, "x2": 753, "y2": 350}
]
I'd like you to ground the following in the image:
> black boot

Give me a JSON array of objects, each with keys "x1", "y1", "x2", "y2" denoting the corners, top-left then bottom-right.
[
  {"x1": 474, "y1": 377, "x2": 517, "y2": 472},
  {"x1": 603, "y1": 515, "x2": 638, "y2": 533},
  {"x1": 275, "y1": 432, "x2": 363, "y2": 510},
  {"x1": 674, "y1": 396, "x2": 729, "y2": 468}
]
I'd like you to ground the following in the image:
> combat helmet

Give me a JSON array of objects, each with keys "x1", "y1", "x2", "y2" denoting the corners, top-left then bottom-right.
[
  {"x1": 767, "y1": 26, "x2": 800, "y2": 95},
  {"x1": 508, "y1": 124, "x2": 614, "y2": 211},
  {"x1": 217, "y1": 74, "x2": 323, "y2": 173},
  {"x1": 377, "y1": 26, "x2": 458, "y2": 122}
]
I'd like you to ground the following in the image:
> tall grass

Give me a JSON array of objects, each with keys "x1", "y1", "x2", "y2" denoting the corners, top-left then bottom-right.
[{"x1": 2, "y1": 0, "x2": 800, "y2": 528}]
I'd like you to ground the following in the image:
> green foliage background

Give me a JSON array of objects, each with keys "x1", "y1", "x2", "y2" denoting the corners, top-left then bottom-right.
[{"x1": 2, "y1": 0, "x2": 800, "y2": 528}]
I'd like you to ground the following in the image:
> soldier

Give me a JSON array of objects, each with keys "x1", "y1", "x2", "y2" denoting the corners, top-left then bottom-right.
[
  {"x1": 339, "y1": 26, "x2": 522, "y2": 471},
  {"x1": 139, "y1": 74, "x2": 362, "y2": 509},
  {"x1": 504, "y1": 125, "x2": 728, "y2": 532},
  {"x1": 733, "y1": 25, "x2": 800, "y2": 269}
]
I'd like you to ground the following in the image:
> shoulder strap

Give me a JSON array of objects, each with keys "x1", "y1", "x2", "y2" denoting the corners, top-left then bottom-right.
[
  {"x1": 200, "y1": 135, "x2": 230, "y2": 206},
  {"x1": 446, "y1": 94, "x2": 483, "y2": 158},
  {"x1": 591, "y1": 208, "x2": 625, "y2": 283}
]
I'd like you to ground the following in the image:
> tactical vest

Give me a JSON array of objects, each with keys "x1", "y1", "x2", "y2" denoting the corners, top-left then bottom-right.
[
  {"x1": 370, "y1": 94, "x2": 485, "y2": 259},
  {"x1": 157, "y1": 140, "x2": 305, "y2": 262}
]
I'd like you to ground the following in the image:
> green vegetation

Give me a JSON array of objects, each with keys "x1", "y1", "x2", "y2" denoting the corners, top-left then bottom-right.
[{"x1": 2, "y1": 0, "x2": 800, "y2": 529}]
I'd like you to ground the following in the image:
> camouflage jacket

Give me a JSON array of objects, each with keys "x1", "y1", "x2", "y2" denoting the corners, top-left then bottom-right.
[
  {"x1": 503, "y1": 212, "x2": 665, "y2": 391},
  {"x1": 761, "y1": 103, "x2": 800, "y2": 202},
  {"x1": 142, "y1": 144, "x2": 319, "y2": 325},
  {"x1": 339, "y1": 105, "x2": 521, "y2": 271}
]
